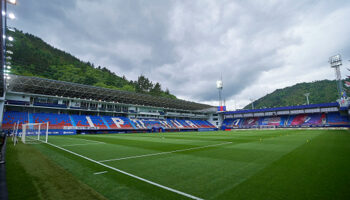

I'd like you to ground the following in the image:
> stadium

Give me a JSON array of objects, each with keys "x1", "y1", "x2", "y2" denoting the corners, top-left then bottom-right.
[{"x1": 1, "y1": 1, "x2": 350, "y2": 200}]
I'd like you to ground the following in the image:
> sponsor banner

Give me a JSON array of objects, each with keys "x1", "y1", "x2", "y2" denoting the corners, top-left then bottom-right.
[
  {"x1": 217, "y1": 106, "x2": 227, "y2": 111},
  {"x1": 48, "y1": 129, "x2": 76, "y2": 135},
  {"x1": 198, "y1": 128, "x2": 218, "y2": 131}
]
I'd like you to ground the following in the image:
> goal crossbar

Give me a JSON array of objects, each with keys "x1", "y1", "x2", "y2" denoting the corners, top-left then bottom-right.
[{"x1": 21, "y1": 122, "x2": 49, "y2": 144}]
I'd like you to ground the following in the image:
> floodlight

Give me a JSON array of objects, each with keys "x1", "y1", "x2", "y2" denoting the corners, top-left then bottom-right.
[
  {"x1": 6, "y1": 0, "x2": 17, "y2": 5},
  {"x1": 6, "y1": 66, "x2": 11, "y2": 69},
  {"x1": 216, "y1": 80, "x2": 223, "y2": 89},
  {"x1": 8, "y1": 13, "x2": 15, "y2": 19},
  {"x1": 329, "y1": 54, "x2": 344, "y2": 98},
  {"x1": 6, "y1": 50, "x2": 13, "y2": 54},
  {"x1": 7, "y1": 27, "x2": 15, "y2": 32},
  {"x1": 8, "y1": 36, "x2": 14, "y2": 41},
  {"x1": 1, "y1": 11, "x2": 5, "y2": 16}
]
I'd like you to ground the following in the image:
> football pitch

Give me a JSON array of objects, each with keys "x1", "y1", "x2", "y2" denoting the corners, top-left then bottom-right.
[{"x1": 6, "y1": 129, "x2": 350, "y2": 200}]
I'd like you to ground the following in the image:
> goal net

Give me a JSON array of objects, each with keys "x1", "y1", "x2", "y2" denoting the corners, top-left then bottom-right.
[{"x1": 21, "y1": 122, "x2": 49, "y2": 144}]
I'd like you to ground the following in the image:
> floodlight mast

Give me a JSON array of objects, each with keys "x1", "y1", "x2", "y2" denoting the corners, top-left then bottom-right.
[
  {"x1": 216, "y1": 79, "x2": 223, "y2": 107},
  {"x1": 304, "y1": 93, "x2": 310, "y2": 105},
  {"x1": 329, "y1": 54, "x2": 343, "y2": 98},
  {"x1": 249, "y1": 98, "x2": 254, "y2": 109}
]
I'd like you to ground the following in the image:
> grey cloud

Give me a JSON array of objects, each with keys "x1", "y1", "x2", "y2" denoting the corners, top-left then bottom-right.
[{"x1": 9, "y1": 0, "x2": 350, "y2": 107}]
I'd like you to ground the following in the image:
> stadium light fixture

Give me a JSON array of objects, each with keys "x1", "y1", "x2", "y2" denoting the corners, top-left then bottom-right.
[
  {"x1": 329, "y1": 54, "x2": 343, "y2": 98},
  {"x1": 1, "y1": 11, "x2": 5, "y2": 16},
  {"x1": 7, "y1": 36, "x2": 13, "y2": 41},
  {"x1": 304, "y1": 93, "x2": 310, "y2": 105},
  {"x1": 7, "y1": 27, "x2": 15, "y2": 32},
  {"x1": 8, "y1": 12, "x2": 15, "y2": 19},
  {"x1": 6, "y1": 66, "x2": 11, "y2": 69},
  {"x1": 6, "y1": 50, "x2": 13, "y2": 54},
  {"x1": 6, "y1": 0, "x2": 17, "y2": 5},
  {"x1": 249, "y1": 98, "x2": 255, "y2": 109}
]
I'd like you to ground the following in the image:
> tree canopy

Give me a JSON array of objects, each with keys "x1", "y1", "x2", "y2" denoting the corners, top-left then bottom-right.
[
  {"x1": 8, "y1": 29, "x2": 176, "y2": 99},
  {"x1": 244, "y1": 80, "x2": 342, "y2": 109}
]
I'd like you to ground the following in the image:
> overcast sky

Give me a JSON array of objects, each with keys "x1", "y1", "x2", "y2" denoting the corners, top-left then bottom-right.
[{"x1": 9, "y1": 0, "x2": 350, "y2": 109}]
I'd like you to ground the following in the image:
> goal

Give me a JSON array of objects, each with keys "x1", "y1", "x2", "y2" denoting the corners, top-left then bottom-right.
[
  {"x1": 259, "y1": 125, "x2": 276, "y2": 129},
  {"x1": 21, "y1": 122, "x2": 49, "y2": 144}
]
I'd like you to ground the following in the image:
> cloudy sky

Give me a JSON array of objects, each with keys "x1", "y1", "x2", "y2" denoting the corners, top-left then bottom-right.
[{"x1": 9, "y1": 0, "x2": 350, "y2": 109}]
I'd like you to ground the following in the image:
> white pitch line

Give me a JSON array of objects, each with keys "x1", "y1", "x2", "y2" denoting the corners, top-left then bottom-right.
[
  {"x1": 99, "y1": 141, "x2": 232, "y2": 163},
  {"x1": 45, "y1": 142, "x2": 203, "y2": 200},
  {"x1": 60, "y1": 143, "x2": 105, "y2": 147},
  {"x1": 65, "y1": 137, "x2": 105, "y2": 143},
  {"x1": 94, "y1": 171, "x2": 108, "y2": 175}
]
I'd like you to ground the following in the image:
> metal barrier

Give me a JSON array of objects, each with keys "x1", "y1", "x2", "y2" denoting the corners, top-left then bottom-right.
[{"x1": 0, "y1": 130, "x2": 8, "y2": 200}]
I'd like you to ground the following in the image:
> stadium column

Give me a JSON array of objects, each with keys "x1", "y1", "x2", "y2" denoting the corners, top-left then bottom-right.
[
  {"x1": 0, "y1": 0, "x2": 4, "y2": 97},
  {"x1": 0, "y1": 101, "x2": 3, "y2": 128},
  {"x1": 0, "y1": 0, "x2": 4, "y2": 128}
]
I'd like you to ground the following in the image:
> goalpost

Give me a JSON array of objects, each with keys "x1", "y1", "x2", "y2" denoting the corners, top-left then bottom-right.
[
  {"x1": 12, "y1": 121, "x2": 20, "y2": 145},
  {"x1": 21, "y1": 122, "x2": 49, "y2": 144}
]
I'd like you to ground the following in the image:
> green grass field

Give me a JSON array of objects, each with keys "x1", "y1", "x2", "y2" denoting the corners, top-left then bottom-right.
[{"x1": 5, "y1": 129, "x2": 350, "y2": 200}]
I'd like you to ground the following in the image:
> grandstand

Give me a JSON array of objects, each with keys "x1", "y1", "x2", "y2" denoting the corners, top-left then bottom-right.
[
  {"x1": 2, "y1": 75, "x2": 350, "y2": 200},
  {"x1": 221, "y1": 103, "x2": 350, "y2": 129},
  {"x1": 0, "y1": 75, "x2": 218, "y2": 134},
  {"x1": 1, "y1": 75, "x2": 350, "y2": 134}
]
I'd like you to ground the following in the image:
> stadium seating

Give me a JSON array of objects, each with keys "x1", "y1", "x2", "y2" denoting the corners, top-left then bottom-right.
[
  {"x1": 2, "y1": 111, "x2": 28, "y2": 129},
  {"x1": 32, "y1": 113, "x2": 72, "y2": 129},
  {"x1": 242, "y1": 117, "x2": 259, "y2": 128},
  {"x1": 102, "y1": 116, "x2": 134, "y2": 129},
  {"x1": 327, "y1": 112, "x2": 349, "y2": 126},
  {"x1": 192, "y1": 120, "x2": 216, "y2": 128},
  {"x1": 286, "y1": 113, "x2": 326, "y2": 126},
  {"x1": 221, "y1": 112, "x2": 347, "y2": 129},
  {"x1": 89, "y1": 116, "x2": 108, "y2": 129},
  {"x1": 260, "y1": 116, "x2": 286, "y2": 126},
  {"x1": 8, "y1": 110, "x2": 348, "y2": 132},
  {"x1": 71, "y1": 115, "x2": 91, "y2": 127}
]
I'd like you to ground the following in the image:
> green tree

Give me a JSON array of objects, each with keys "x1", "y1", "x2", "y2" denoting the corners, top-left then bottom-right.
[{"x1": 8, "y1": 28, "x2": 177, "y2": 99}]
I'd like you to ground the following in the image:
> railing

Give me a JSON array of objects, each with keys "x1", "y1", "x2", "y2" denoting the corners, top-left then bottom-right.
[
  {"x1": 34, "y1": 102, "x2": 67, "y2": 108},
  {"x1": 6, "y1": 100, "x2": 30, "y2": 105},
  {"x1": 63, "y1": 126, "x2": 100, "y2": 130}
]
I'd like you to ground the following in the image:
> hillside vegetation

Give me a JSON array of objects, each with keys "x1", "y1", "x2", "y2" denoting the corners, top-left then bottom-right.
[
  {"x1": 8, "y1": 29, "x2": 176, "y2": 99},
  {"x1": 244, "y1": 80, "x2": 341, "y2": 109}
]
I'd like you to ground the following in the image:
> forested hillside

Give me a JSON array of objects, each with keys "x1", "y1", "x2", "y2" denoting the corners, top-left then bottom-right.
[
  {"x1": 8, "y1": 29, "x2": 176, "y2": 99},
  {"x1": 244, "y1": 80, "x2": 342, "y2": 109}
]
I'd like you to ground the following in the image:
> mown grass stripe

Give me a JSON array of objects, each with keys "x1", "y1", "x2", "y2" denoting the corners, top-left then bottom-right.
[
  {"x1": 45, "y1": 141, "x2": 204, "y2": 200},
  {"x1": 99, "y1": 141, "x2": 232, "y2": 163}
]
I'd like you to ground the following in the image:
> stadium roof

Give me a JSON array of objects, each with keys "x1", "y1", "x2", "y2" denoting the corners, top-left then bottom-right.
[
  {"x1": 6, "y1": 75, "x2": 214, "y2": 111},
  {"x1": 223, "y1": 102, "x2": 339, "y2": 115}
]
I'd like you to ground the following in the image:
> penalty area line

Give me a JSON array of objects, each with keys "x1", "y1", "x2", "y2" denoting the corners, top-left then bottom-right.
[
  {"x1": 60, "y1": 143, "x2": 105, "y2": 147},
  {"x1": 99, "y1": 141, "x2": 232, "y2": 163},
  {"x1": 94, "y1": 171, "x2": 108, "y2": 175},
  {"x1": 45, "y1": 142, "x2": 203, "y2": 200}
]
